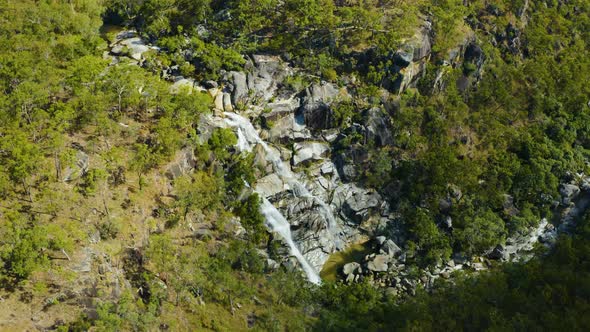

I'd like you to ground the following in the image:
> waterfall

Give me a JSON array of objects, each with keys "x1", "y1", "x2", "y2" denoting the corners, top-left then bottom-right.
[
  {"x1": 225, "y1": 113, "x2": 337, "y2": 231},
  {"x1": 224, "y1": 112, "x2": 336, "y2": 284},
  {"x1": 260, "y1": 198, "x2": 322, "y2": 284}
]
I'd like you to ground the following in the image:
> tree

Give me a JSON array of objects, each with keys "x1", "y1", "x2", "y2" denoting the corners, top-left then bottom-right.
[
  {"x1": 0, "y1": 130, "x2": 42, "y2": 200},
  {"x1": 129, "y1": 143, "x2": 156, "y2": 190},
  {"x1": 407, "y1": 209, "x2": 452, "y2": 265},
  {"x1": 174, "y1": 172, "x2": 222, "y2": 221},
  {"x1": 233, "y1": 193, "x2": 267, "y2": 244},
  {"x1": 0, "y1": 210, "x2": 48, "y2": 281},
  {"x1": 454, "y1": 209, "x2": 506, "y2": 255}
]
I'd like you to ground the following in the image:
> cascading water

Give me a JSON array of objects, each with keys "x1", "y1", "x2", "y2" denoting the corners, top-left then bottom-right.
[
  {"x1": 225, "y1": 112, "x2": 339, "y2": 231},
  {"x1": 260, "y1": 198, "x2": 322, "y2": 284},
  {"x1": 224, "y1": 111, "x2": 339, "y2": 284}
]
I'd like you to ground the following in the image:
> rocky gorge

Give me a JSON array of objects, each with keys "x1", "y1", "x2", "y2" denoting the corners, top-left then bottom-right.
[{"x1": 106, "y1": 21, "x2": 589, "y2": 297}]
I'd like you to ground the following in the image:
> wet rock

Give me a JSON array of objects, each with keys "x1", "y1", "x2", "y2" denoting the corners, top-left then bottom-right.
[
  {"x1": 539, "y1": 231, "x2": 558, "y2": 245},
  {"x1": 487, "y1": 244, "x2": 507, "y2": 260},
  {"x1": 580, "y1": 177, "x2": 590, "y2": 191},
  {"x1": 441, "y1": 216, "x2": 453, "y2": 229}
]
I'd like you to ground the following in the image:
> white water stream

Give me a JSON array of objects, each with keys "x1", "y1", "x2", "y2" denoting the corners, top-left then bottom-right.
[{"x1": 224, "y1": 112, "x2": 338, "y2": 284}]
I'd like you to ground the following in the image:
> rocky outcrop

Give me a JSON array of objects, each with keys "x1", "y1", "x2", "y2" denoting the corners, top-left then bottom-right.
[
  {"x1": 230, "y1": 71, "x2": 249, "y2": 107},
  {"x1": 109, "y1": 30, "x2": 153, "y2": 62},
  {"x1": 364, "y1": 107, "x2": 393, "y2": 146},
  {"x1": 63, "y1": 150, "x2": 89, "y2": 182},
  {"x1": 367, "y1": 254, "x2": 390, "y2": 272},
  {"x1": 226, "y1": 55, "x2": 292, "y2": 108},
  {"x1": 297, "y1": 82, "x2": 343, "y2": 130},
  {"x1": 388, "y1": 22, "x2": 432, "y2": 93},
  {"x1": 255, "y1": 173, "x2": 285, "y2": 197},
  {"x1": 342, "y1": 189, "x2": 381, "y2": 223},
  {"x1": 165, "y1": 147, "x2": 195, "y2": 179},
  {"x1": 170, "y1": 77, "x2": 197, "y2": 94}
]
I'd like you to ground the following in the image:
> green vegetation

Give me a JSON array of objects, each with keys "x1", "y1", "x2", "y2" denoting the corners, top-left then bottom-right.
[
  {"x1": 313, "y1": 210, "x2": 590, "y2": 331},
  {"x1": 1, "y1": 0, "x2": 589, "y2": 330}
]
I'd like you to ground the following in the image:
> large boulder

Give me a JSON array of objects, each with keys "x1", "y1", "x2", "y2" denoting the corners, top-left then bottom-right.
[
  {"x1": 412, "y1": 23, "x2": 432, "y2": 61},
  {"x1": 255, "y1": 173, "x2": 285, "y2": 197},
  {"x1": 170, "y1": 77, "x2": 195, "y2": 94},
  {"x1": 342, "y1": 262, "x2": 361, "y2": 276},
  {"x1": 292, "y1": 142, "x2": 330, "y2": 165},
  {"x1": 247, "y1": 55, "x2": 287, "y2": 101},
  {"x1": 333, "y1": 144, "x2": 369, "y2": 182},
  {"x1": 392, "y1": 22, "x2": 431, "y2": 66},
  {"x1": 298, "y1": 83, "x2": 341, "y2": 130},
  {"x1": 386, "y1": 22, "x2": 432, "y2": 93},
  {"x1": 230, "y1": 71, "x2": 249, "y2": 106},
  {"x1": 487, "y1": 244, "x2": 508, "y2": 260},
  {"x1": 367, "y1": 254, "x2": 390, "y2": 272},
  {"x1": 112, "y1": 31, "x2": 150, "y2": 61},
  {"x1": 268, "y1": 113, "x2": 313, "y2": 143},
  {"x1": 342, "y1": 189, "x2": 381, "y2": 223},
  {"x1": 380, "y1": 239, "x2": 402, "y2": 258},
  {"x1": 63, "y1": 150, "x2": 89, "y2": 182}
]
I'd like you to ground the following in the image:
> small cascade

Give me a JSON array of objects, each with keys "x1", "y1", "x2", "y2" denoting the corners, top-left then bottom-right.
[{"x1": 224, "y1": 111, "x2": 340, "y2": 283}]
